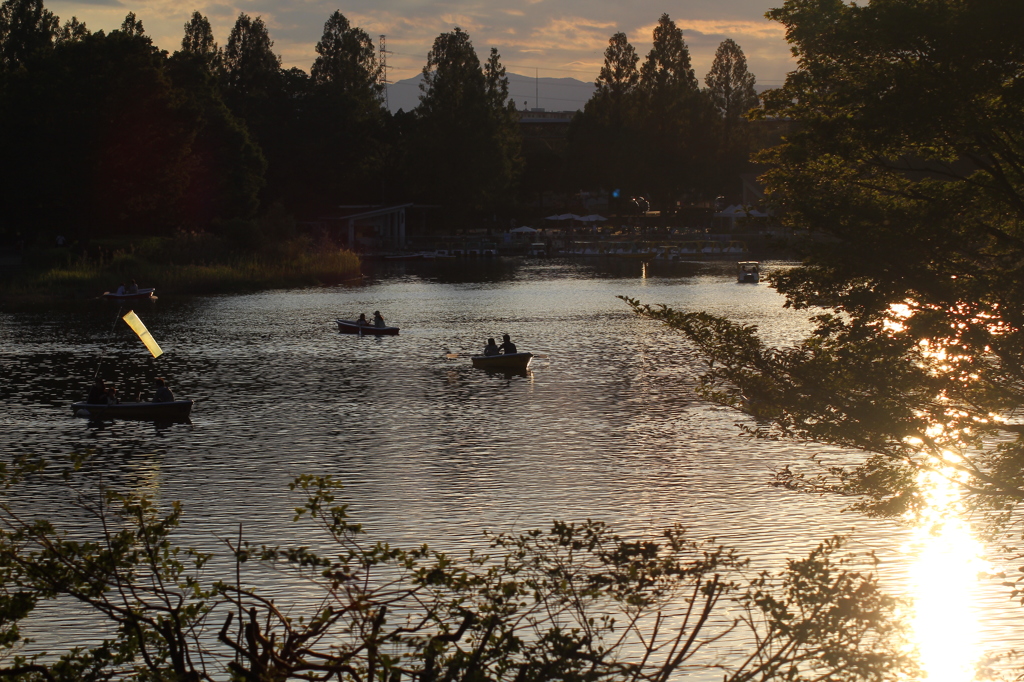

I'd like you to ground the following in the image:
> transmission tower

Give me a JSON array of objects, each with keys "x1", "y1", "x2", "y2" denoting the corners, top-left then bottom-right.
[{"x1": 378, "y1": 34, "x2": 391, "y2": 109}]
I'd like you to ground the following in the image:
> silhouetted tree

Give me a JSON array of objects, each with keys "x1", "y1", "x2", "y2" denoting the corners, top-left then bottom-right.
[
  {"x1": 310, "y1": 10, "x2": 379, "y2": 101},
  {"x1": 0, "y1": 29, "x2": 200, "y2": 237},
  {"x1": 412, "y1": 28, "x2": 521, "y2": 225},
  {"x1": 637, "y1": 14, "x2": 712, "y2": 210},
  {"x1": 592, "y1": 31, "x2": 640, "y2": 127},
  {"x1": 567, "y1": 32, "x2": 643, "y2": 207},
  {"x1": 54, "y1": 15, "x2": 87, "y2": 45},
  {"x1": 704, "y1": 38, "x2": 758, "y2": 126},
  {"x1": 0, "y1": 0, "x2": 56, "y2": 71},
  {"x1": 118, "y1": 11, "x2": 145, "y2": 39},
  {"x1": 223, "y1": 13, "x2": 280, "y2": 105},
  {"x1": 180, "y1": 10, "x2": 220, "y2": 72}
]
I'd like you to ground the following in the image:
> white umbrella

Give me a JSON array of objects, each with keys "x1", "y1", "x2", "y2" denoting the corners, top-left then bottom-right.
[
  {"x1": 580, "y1": 214, "x2": 607, "y2": 222},
  {"x1": 511, "y1": 226, "x2": 539, "y2": 233},
  {"x1": 544, "y1": 214, "x2": 563, "y2": 220}
]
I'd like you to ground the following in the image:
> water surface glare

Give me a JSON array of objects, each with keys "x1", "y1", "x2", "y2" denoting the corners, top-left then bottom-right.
[{"x1": 1, "y1": 258, "x2": 1018, "y2": 678}]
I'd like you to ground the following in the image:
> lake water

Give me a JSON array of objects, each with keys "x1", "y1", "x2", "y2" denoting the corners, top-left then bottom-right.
[{"x1": 0, "y1": 257, "x2": 1019, "y2": 679}]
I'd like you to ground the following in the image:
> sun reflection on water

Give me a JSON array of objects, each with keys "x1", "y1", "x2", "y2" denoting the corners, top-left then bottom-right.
[{"x1": 905, "y1": 463, "x2": 989, "y2": 682}]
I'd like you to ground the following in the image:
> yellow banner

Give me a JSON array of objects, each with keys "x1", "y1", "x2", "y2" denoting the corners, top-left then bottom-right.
[{"x1": 122, "y1": 310, "x2": 163, "y2": 358}]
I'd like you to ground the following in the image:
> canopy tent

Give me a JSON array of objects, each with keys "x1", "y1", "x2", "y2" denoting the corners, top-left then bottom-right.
[{"x1": 714, "y1": 205, "x2": 770, "y2": 219}]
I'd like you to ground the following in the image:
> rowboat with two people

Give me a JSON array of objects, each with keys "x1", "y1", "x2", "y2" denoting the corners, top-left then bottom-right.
[
  {"x1": 337, "y1": 310, "x2": 399, "y2": 336},
  {"x1": 103, "y1": 287, "x2": 155, "y2": 301},
  {"x1": 470, "y1": 334, "x2": 533, "y2": 370}
]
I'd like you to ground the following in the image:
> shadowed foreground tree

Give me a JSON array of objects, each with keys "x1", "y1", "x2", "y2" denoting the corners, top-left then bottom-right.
[
  {"x1": 0, "y1": 458, "x2": 918, "y2": 681},
  {"x1": 623, "y1": 0, "x2": 1024, "y2": 623}
]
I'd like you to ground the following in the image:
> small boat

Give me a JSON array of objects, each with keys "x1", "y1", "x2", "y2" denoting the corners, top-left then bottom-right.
[
  {"x1": 737, "y1": 261, "x2": 760, "y2": 283},
  {"x1": 102, "y1": 288, "x2": 156, "y2": 301},
  {"x1": 470, "y1": 352, "x2": 533, "y2": 370},
  {"x1": 336, "y1": 319, "x2": 400, "y2": 336},
  {"x1": 70, "y1": 400, "x2": 194, "y2": 421}
]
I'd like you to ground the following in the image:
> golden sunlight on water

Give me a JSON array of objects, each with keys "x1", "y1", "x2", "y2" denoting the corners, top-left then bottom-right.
[{"x1": 904, "y1": 464, "x2": 988, "y2": 682}]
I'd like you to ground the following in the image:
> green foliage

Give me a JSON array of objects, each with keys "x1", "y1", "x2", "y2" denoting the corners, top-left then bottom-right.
[
  {"x1": 0, "y1": 459, "x2": 919, "y2": 681},
  {"x1": 625, "y1": 0, "x2": 1024, "y2": 530}
]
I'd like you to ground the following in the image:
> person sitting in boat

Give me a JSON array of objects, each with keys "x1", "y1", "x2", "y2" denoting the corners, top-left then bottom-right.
[
  {"x1": 116, "y1": 283, "x2": 126, "y2": 295},
  {"x1": 498, "y1": 334, "x2": 517, "y2": 355},
  {"x1": 153, "y1": 378, "x2": 174, "y2": 403},
  {"x1": 373, "y1": 310, "x2": 386, "y2": 328},
  {"x1": 128, "y1": 279, "x2": 139, "y2": 294},
  {"x1": 483, "y1": 338, "x2": 500, "y2": 356},
  {"x1": 105, "y1": 387, "x2": 119, "y2": 405},
  {"x1": 86, "y1": 377, "x2": 107, "y2": 404},
  {"x1": 356, "y1": 313, "x2": 368, "y2": 325}
]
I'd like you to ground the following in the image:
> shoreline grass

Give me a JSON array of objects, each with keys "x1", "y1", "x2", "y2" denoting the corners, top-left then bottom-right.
[{"x1": 0, "y1": 236, "x2": 362, "y2": 301}]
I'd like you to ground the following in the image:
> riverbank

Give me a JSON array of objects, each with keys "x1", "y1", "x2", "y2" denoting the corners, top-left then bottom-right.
[{"x1": 0, "y1": 233, "x2": 362, "y2": 302}]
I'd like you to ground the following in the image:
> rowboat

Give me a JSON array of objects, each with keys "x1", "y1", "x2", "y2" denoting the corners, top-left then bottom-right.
[
  {"x1": 336, "y1": 319, "x2": 400, "y2": 336},
  {"x1": 70, "y1": 400, "x2": 194, "y2": 421},
  {"x1": 102, "y1": 288, "x2": 156, "y2": 301},
  {"x1": 470, "y1": 352, "x2": 533, "y2": 370}
]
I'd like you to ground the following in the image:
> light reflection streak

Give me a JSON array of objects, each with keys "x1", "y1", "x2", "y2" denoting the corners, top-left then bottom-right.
[{"x1": 904, "y1": 463, "x2": 988, "y2": 682}]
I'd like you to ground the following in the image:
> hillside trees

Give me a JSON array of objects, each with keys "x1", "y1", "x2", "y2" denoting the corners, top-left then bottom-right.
[{"x1": 627, "y1": 0, "x2": 1024, "y2": 578}]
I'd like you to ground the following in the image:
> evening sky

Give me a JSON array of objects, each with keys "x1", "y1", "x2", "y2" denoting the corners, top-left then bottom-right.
[{"x1": 45, "y1": 0, "x2": 795, "y2": 95}]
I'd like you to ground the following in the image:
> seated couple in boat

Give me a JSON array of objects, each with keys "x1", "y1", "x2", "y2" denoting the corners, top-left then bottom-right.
[
  {"x1": 483, "y1": 334, "x2": 517, "y2": 356},
  {"x1": 85, "y1": 377, "x2": 173, "y2": 404},
  {"x1": 86, "y1": 378, "x2": 119, "y2": 405},
  {"x1": 356, "y1": 311, "x2": 388, "y2": 328},
  {"x1": 114, "y1": 279, "x2": 141, "y2": 295}
]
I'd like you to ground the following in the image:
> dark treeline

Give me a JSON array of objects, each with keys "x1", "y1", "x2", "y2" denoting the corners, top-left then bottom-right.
[{"x1": 0, "y1": 1, "x2": 762, "y2": 246}]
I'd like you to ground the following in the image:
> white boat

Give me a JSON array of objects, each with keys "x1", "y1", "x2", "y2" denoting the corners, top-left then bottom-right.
[{"x1": 737, "y1": 261, "x2": 760, "y2": 283}]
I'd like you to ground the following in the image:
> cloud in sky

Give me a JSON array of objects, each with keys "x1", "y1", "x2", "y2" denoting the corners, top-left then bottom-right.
[{"x1": 47, "y1": 0, "x2": 794, "y2": 86}]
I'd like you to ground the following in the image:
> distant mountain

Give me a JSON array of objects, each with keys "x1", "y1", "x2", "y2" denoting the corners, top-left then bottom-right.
[
  {"x1": 383, "y1": 72, "x2": 774, "y2": 115},
  {"x1": 384, "y1": 72, "x2": 596, "y2": 115}
]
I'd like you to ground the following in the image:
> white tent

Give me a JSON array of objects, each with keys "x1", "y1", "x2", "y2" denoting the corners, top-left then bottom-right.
[{"x1": 713, "y1": 204, "x2": 748, "y2": 218}]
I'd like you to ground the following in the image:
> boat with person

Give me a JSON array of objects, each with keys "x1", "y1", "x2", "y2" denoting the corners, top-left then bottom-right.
[
  {"x1": 336, "y1": 319, "x2": 400, "y2": 335},
  {"x1": 470, "y1": 352, "x2": 533, "y2": 370},
  {"x1": 70, "y1": 399, "x2": 194, "y2": 421},
  {"x1": 102, "y1": 287, "x2": 156, "y2": 301}
]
